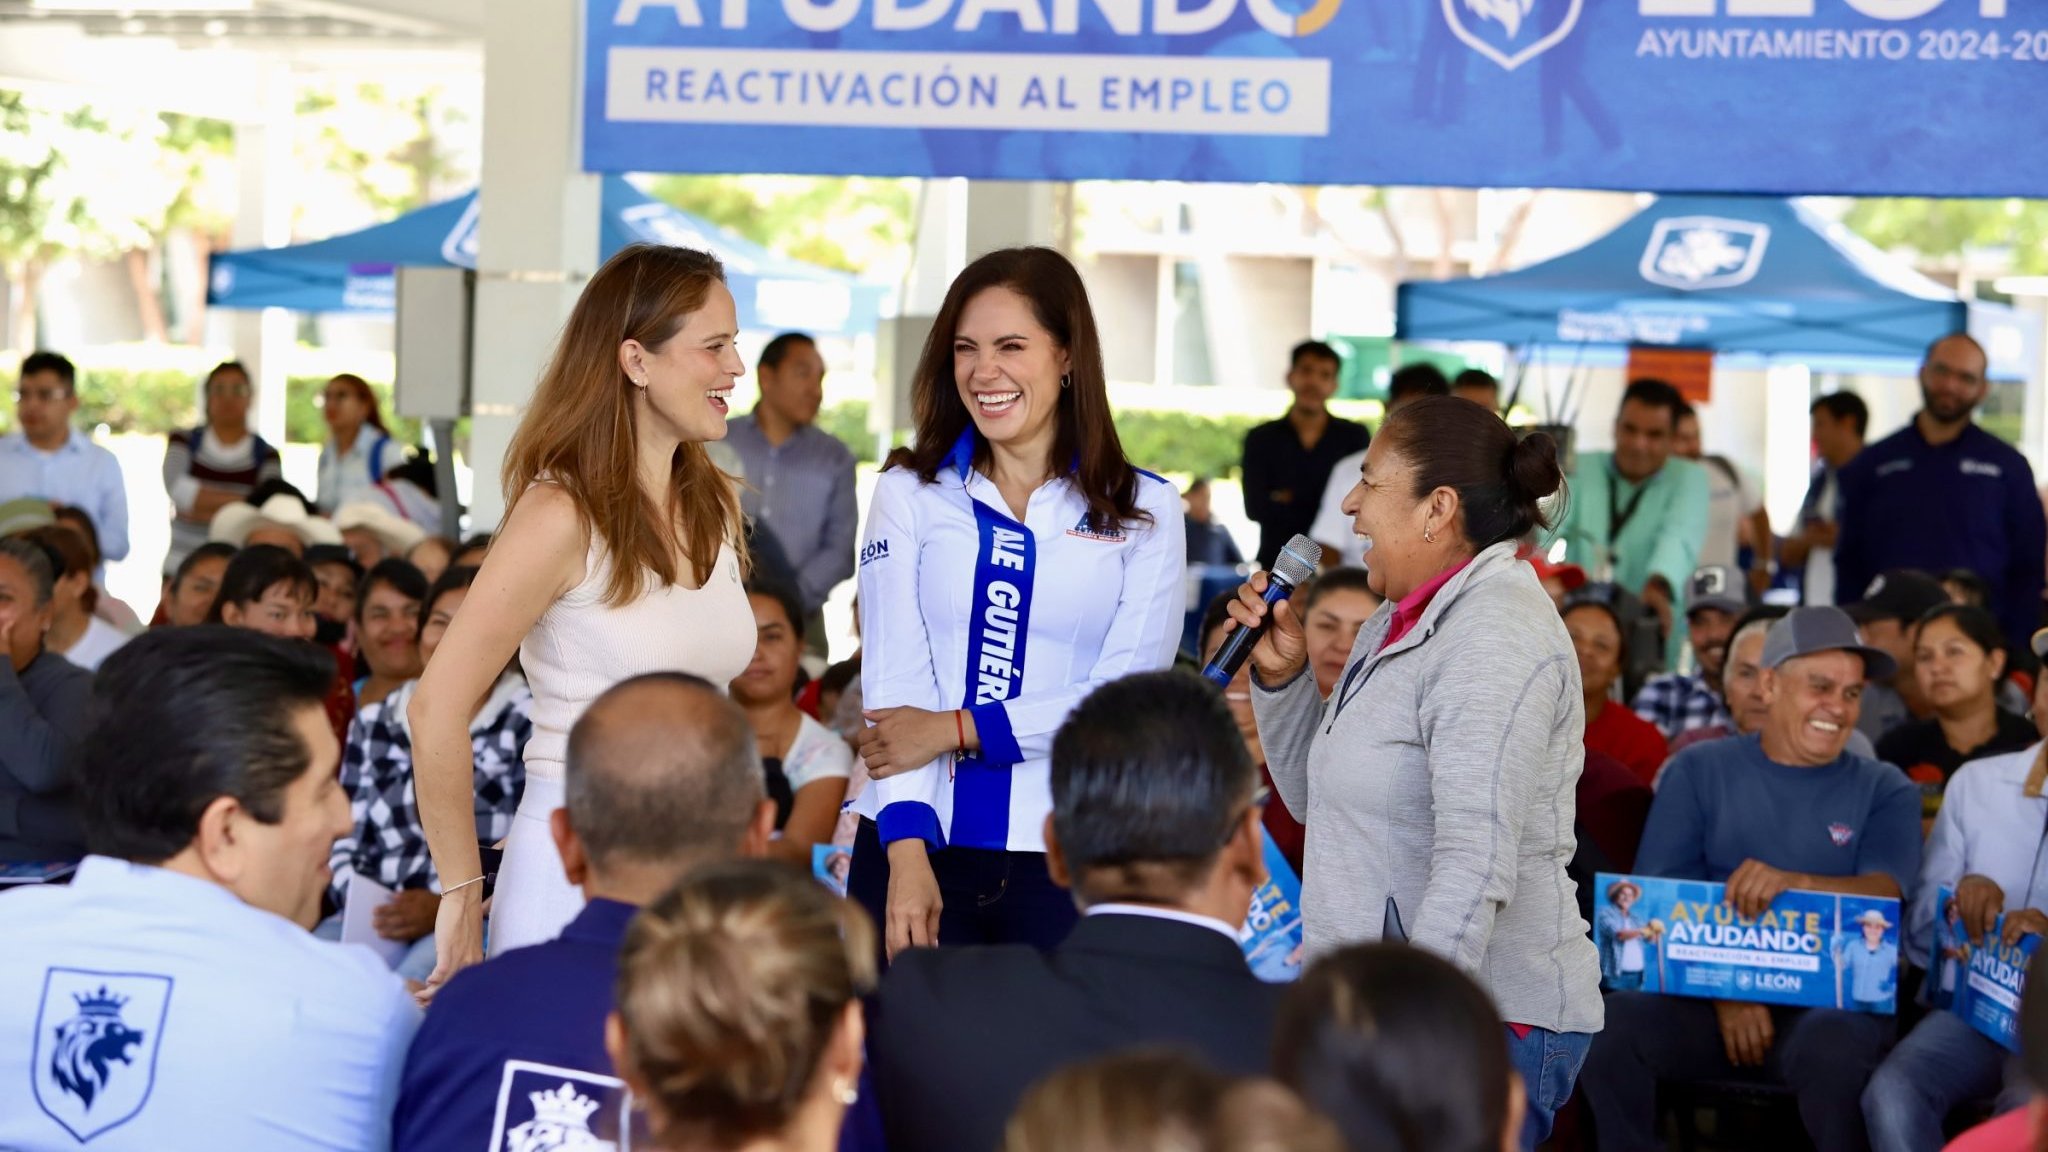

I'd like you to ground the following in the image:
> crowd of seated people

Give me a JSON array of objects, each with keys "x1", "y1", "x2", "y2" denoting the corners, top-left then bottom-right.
[{"x1": 16, "y1": 340, "x2": 2048, "y2": 1152}]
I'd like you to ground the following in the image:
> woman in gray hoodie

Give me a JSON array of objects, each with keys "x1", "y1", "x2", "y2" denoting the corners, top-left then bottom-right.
[{"x1": 1228, "y1": 396, "x2": 1603, "y2": 1151}]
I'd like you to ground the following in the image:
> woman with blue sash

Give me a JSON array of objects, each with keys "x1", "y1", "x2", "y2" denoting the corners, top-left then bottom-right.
[{"x1": 848, "y1": 247, "x2": 1185, "y2": 958}]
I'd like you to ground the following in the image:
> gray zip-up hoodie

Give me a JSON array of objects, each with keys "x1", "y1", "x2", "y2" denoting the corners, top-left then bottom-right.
[{"x1": 1253, "y1": 540, "x2": 1603, "y2": 1034}]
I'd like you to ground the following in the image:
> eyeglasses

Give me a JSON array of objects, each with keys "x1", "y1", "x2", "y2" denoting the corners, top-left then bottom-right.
[{"x1": 14, "y1": 388, "x2": 68, "y2": 404}]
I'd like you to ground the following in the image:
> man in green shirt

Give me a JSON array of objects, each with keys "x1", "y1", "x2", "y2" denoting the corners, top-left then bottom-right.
[{"x1": 1547, "y1": 379, "x2": 1711, "y2": 667}]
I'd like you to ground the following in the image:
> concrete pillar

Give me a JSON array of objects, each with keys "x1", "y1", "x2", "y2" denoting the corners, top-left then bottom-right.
[
  {"x1": 965, "y1": 181, "x2": 1057, "y2": 257},
  {"x1": 1764, "y1": 363, "x2": 1814, "y2": 534},
  {"x1": 466, "y1": 0, "x2": 604, "y2": 530},
  {"x1": 229, "y1": 67, "x2": 294, "y2": 449}
]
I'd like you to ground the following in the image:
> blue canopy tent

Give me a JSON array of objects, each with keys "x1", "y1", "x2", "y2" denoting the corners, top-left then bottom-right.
[
  {"x1": 206, "y1": 175, "x2": 888, "y2": 338},
  {"x1": 1395, "y1": 195, "x2": 2031, "y2": 379}
]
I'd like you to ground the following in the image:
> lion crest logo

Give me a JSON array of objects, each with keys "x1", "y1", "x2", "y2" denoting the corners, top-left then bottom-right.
[
  {"x1": 1441, "y1": 0, "x2": 1581, "y2": 71},
  {"x1": 33, "y1": 969, "x2": 172, "y2": 1142}
]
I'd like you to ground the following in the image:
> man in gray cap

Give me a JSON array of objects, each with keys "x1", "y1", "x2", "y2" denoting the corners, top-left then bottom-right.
[{"x1": 1581, "y1": 606, "x2": 1923, "y2": 1152}]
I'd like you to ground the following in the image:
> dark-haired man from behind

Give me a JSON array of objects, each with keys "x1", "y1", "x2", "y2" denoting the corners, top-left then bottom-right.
[
  {"x1": 1547, "y1": 378, "x2": 1711, "y2": 667},
  {"x1": 0, "y1": 627, "x2": 418, "y2": 1150},
  {"x1": 1837, "y1": 334, "x2": 2045, "y2": 650},
  {"x1": 725, "y1": 332, "x2": 857, "y2": 657},
  {"x1": 868, "y1": 670, "x2": 1279, "y2": 1152},
  {"x1": 392, "y1": 673, "x2": 776, "y2": 1152},
  {"x1": 1242, "y1": 340, "x2": 1370, "y2": 570}
]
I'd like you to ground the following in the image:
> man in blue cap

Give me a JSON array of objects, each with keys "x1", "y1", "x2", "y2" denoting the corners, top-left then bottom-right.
[{"x1": 1581, "y1": 606, "x2": 1923, "y2": 1152}]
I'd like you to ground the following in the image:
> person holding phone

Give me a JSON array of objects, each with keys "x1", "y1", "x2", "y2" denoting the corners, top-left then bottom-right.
[{"x1": 847, "y1": 247, "x2": 1184, "y2": 958}]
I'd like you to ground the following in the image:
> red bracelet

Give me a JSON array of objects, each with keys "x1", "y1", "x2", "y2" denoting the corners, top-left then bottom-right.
[{"x1": 954, "y1": 709, "x2": 967, "y2": 755}]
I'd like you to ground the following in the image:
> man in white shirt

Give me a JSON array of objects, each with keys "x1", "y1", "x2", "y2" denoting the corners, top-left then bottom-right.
[
  {"x1": 0, "y1": 626, "x2": 419, "y2": 1151},
  {"x1": 0, "y1": 351, "x2": 129, "y2": 564}
]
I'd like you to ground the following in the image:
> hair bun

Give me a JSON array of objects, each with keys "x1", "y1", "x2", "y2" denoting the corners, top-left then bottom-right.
[{"x1": 1507, "y1": 432, "x2": 1565, "y2": 504}]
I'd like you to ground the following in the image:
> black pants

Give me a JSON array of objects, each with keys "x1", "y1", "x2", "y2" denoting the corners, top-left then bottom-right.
[
  {"x1": 1580, "y1": 991, "x2": 1895, "y2": 1152},
  {"x1": 847, "y1": 817, "x2": 1076, "y2": 966}
]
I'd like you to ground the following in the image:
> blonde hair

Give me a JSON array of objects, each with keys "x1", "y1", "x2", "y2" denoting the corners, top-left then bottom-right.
[
  {"x1": 614, "y1": 860, "x2": 877, "y2": 1150},
  {"x1": 503, "y1": 244, "x2": 745, "y2": 606},
  {"x1": 1003, "y1": 1051, "x2": 1342, "y2": 1152}
]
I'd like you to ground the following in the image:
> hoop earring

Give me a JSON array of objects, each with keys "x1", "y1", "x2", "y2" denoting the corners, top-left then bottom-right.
[
  {"x1": 1423, "y1": 528, "x2": 1436, "y2": 544},
  {"x1": 1059, "y1": 374, "x2": 1071, "y2": 390}
]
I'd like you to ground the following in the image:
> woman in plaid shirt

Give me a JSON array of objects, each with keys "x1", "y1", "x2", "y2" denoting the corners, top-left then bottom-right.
[{"x1": 322, "y1": 565, "x2": 531, "y2": 979}]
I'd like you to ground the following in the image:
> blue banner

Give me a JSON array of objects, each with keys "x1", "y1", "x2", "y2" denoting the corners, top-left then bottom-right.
[
  {"x1": 584, "y1": 0, "x2": 2048, "y2": 196},
  {"x1": 1242, "y1": 830, "x2": 1303, "y2": 983},
  {"x1": 1595, "y1": 874, "x2": 1900, "y2": 1014},
  {"x1": 1935, "y1": 885, "x2": 2038, "y2": 1053}
]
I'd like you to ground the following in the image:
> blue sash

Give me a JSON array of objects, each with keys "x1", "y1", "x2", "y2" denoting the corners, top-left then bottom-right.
[{"x1": 954, "y1": 499, "x2": 1036, "y2": 848}]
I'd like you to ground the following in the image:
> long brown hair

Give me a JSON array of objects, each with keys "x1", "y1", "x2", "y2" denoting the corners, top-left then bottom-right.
[
  {"x1": 503, "y1": 244, "x2": 744, "y2": 606},
  {"x1": 888, "y1": 247, "x2": 1147, "y2": 531}
]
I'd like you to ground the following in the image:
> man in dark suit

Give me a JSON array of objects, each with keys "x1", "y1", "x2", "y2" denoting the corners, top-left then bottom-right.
[{"x1": 867, "y1": 669, "x2": 1280, "y2": 1152}]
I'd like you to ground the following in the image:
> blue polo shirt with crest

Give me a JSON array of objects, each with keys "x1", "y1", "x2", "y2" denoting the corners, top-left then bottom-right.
[
  {"x1": 394, "y1": 898, "x2": 641, "y2": 1152},
  {"x1": 0, "y1": 855, "x2": 418, "y2": 1150},
  {"x1": 394, "y1": 896, "x2": 884, "y2": 1152}
]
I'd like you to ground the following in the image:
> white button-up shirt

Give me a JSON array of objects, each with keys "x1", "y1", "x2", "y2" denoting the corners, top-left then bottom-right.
[
  {"x1": 1910, "y1": 742, "x2": 2048, "y2": 968},
  {"x1": 0, "y1": 428, "x2": 130, "y2": 562},
  {"x1": 0, "y1": 856, "x2": 419, "y2": 1150},
  {"x1": 853, "y1": 434, "x2": 1185, "y2": 852}
]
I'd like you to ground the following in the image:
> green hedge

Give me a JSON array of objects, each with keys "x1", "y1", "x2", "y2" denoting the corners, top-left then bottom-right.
[
  {"x1": 813, "y1": 399, "x2": 1261, "y2": 479},
  {"x1": 59, "y1": 374, "x2": 1266, "y2": 478}
]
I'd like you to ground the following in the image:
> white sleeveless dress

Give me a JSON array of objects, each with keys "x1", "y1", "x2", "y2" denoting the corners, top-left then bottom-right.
[{"x1": 489, "y1": 534, "x2": 753, "y2": 955}]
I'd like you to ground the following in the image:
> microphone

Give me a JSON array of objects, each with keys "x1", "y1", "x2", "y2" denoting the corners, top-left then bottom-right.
[{"x1": 1203, "y1": 534, "x2": 1322, "y2": 687}]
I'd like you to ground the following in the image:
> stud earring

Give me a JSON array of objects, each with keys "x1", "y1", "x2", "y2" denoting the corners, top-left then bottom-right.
[{"x1": 832, "y1": 1078, "x2": 859, "y2": 1106}]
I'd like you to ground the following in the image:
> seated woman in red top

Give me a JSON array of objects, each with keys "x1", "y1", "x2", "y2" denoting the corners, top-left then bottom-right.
[{"x1": 1565, "y1": 597, "x2": 1667, "y2": 787}]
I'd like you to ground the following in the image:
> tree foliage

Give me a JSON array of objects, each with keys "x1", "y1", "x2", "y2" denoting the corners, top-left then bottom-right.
[
  {"x1": 642, "y1": 174, "x2": 914, "y2": 274},
  {"x1": 1842, "y1": 198, "x2": 2048, "y2": 276},
  {"x1": 295, "y1": 82, "x2": 473, "y2": 221}
]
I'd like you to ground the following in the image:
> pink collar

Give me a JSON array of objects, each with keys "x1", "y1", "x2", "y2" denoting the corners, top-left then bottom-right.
[{"x1": 1381, "y1": 556, "x2": 1475, "y2": 652}]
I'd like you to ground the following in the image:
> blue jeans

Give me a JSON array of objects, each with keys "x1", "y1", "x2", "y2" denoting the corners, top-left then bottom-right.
[
  {"x1": 1863, "y1": 1008, "x2": 2025, "y2": 1152},
  {"x1": 1607, "y1": 970, "x2": 1644, "y2": 992},
  {"x1": 1505, "y1": 1025, "x2": 1593, "y2": 1151}
]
